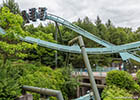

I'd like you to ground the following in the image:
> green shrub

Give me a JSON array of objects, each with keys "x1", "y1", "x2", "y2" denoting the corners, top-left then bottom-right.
[
  {"x1": 0, "y1": 59, "x2": 78, "y2": 100},
  {"x1": 102, "y1": 85, "x2": 133, "y2": 100},
  {"x1": 61, "y1": 66, "x2": 79, "y2": 99},
  {"x1": 0, "y1": 60, "x2": 21, "y2": 100},
  {"x1": 106, "y1": 70, "x2": 138, "y2": 91},
  {"x1": 19, "y1": 65, "x2": 78, "y2": 100}
]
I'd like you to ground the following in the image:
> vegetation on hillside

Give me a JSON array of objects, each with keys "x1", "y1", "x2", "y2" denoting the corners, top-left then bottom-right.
[
  {"x1": 1, "y1": 0, "x2": 140, "y2": 100},
  {"x1": 0, "y1": 60, "x2": 78, "y2": 100},
  {"x1": 102, "y1": 70, "x2": 140, "y2": 100}
]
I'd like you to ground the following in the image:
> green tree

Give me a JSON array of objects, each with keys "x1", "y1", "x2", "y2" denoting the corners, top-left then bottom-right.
[
  {"x1": 0, "y1": 58, "x2": 78, "y2": 100},
  {"x1": 136, "y1": 70, "x2": 140, "y2": 84},
  {"x1": 19, "y1": 65, "x2": 78, "y2": 100},
  {"x1": 0, "y1": 60, "x2": 21, "y2": 100},
  {"x1": 105, "y1": 19, "x2": 113, "y2": 28},
  {"x1": 106, "y1": 70, "x2": 140, "y2": 92},
  {"x1": 135, "y1": 27, "x2": 140, "y2": 34},
  {"x1": 0, "y1": 7, "x2": 56, "y2": 67},
  {"x1": 95, "y1": 16, "x2": 107, "y2": 42},
  {"x1": 102, "y1": 85, "x2": 133, "y2": 100},
  {"x1": 2, "y1": 0, "x2": 20, "y2": 14},
  {"x1": 24, "y1": 23, "x2": 57, "y2": 67},
  {"x1": 0, "y1": 7, "x2": 36, "y2": 66}
]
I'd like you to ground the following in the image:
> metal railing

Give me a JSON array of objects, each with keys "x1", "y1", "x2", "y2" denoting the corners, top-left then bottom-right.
[
  {"x1": 73, "y1": 67, "x2": 120, "y2": 77},
  {"x1": 22, "y1": 85, "x2": 64, "y2": 100}
]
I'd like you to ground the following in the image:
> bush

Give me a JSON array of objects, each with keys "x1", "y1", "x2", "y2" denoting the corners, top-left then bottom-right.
[
  {"x1": 19, "y1": 66, "x2": 64, "y2": 100},
  {"x1": 0, "y1": 60, "x2": 21, "y2": 100},
  {"x1": 106, "y1": 70, "x2": 138, "y2": 91},
  {"x1": 102, "y1": 85, "x2": 133, "y2": 100},
  {"x1": 0, "y1": 59, "x2": 78, "y2": 100},
  {"x1": 18, "y1": 64, "x2": 78, "y2": 100},
  {"x1": 61, "y1": 66, "x2": 79, "y2": 99}
]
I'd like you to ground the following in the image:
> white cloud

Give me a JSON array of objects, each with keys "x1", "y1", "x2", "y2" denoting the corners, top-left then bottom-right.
[{"x1": 0, "y1": 0, "x2": 140, "y2": 30}]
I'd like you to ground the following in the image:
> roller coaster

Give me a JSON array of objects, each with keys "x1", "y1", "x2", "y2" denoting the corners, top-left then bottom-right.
[
  {"x1": 1, "y1": 7, "x2": 140, "y2": 62},
  {"x1": 1, "y1": 7, "x2": 140, "y2": 100}
]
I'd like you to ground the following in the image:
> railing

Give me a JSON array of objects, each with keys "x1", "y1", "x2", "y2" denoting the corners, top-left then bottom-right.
[
  {"x1": 75, "y1": 66, "x2": 119, "y2": 72},
  {"x1": 19, "y1": 85, "x2": 64, "y2": 100},
  {"x1": 74, "y1": 66, "x2": 120, "y2": 76}
]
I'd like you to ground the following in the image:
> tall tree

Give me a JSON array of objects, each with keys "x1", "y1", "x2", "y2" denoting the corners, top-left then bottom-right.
[
  {"x1": 0, "y1": 7, "x2": 36, "y2": 66},
  {"x1": 135, "y1": 27, "x2": 140, "y2": 34},
  {"x1": 95, "y1": 16, "x2": 102, "y2": 25},
  {"x1": 24, "y1": 23, "x2": 56, "y2": 67},
  {"x1": 95, "y1": 16, "x2": 107, "y2": 41},
  {"x1": 2, "y1": 0, "x2": 20, "y2": 14},
  {"x1": 106, "y1": 19, "x2": 114, "y2": 28}
]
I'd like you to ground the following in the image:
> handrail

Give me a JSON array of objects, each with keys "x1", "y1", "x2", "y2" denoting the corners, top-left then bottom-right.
[{"x1": 22, "y1": 85, "x2": 64, "y2": 100}]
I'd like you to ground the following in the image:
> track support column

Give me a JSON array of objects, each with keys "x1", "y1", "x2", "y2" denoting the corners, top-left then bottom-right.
[
  {"x1": 55, "y1": 22, "x2": 58, "y2": 68},
  {"x1": 69, "y1": 36, "x2": 101, "y2": 100}
]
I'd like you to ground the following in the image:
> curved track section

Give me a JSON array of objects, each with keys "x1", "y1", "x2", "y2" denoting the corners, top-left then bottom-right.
[
  {"x1": 1, "y1": 12, "x2": 140, "y2": 62},
  {"x1": 22, "y1": 37, "x2": 140, "y2": 55},
  {"x1": 46, "y1": 13, "x2": 140, "y2": 62},
  {"x1": 46, "y1": 13, "x2": 113, "y2": 47},
  {"x1": 1, "y1": 27, "x2": 140, "y2": 55}
]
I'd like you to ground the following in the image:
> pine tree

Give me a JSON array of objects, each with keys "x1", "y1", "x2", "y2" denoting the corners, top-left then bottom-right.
[
  {"x1": 106, "y1": 19, "x2": 113, "y2": 28},
  {"x1": 2, "y1": 0, "x2": 20, "y2": 14}
]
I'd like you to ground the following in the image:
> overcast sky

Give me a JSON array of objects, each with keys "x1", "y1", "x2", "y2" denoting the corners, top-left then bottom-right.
[{"x1": 0, "y1": 0, "x2": 140, "y2": 30}]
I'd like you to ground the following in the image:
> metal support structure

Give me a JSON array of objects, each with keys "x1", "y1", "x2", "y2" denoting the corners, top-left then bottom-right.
[
  {"x1": 46, "y1": 13, "x2": 140, "y2": 63},
  {"x1": 55, "y1": 21, "x2": 58, "y2": 68},
  {"x1": 80, "y1": 82, "x2": 105, "y2": 88},
  {"x1": 22, "y1": 85, "x2": 64, "y2": 100},
  {"x1": 15, "y1": 8, "x2": 140, "y2": 63},
  {"x1": 68, "y1": 36, "x2": 101, "y2": 100},
  {"x1": 66, "y1": 52, "x2": 70, "y2": 66},
  {"x1": 128, "y1": 59, "x2": 133, "y2": 73},
  {"x1": 54, "y1": 21, "x2": 64, "y2": 68},
  {"x1": 55, "y1": 22, "x2": 63, "y2": 44}
]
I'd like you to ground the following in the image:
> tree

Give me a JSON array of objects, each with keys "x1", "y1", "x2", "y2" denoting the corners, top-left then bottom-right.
[
  {"x1": 0, "y1": 60, "x2": 21, "y2": 100},
  {"x1": 136, "y1": 70, "x2": 140, "y2": 84},
  {"x1": 106, "y1": 70, "x2": 140, "y2": 92},
  {"x1": 19, "y1": 65, "x2": 78, "y2": 100},
  {"x1": 0, "y1": 7, "x2": 57, "y2": 67},
  {"x1": 2, "y1": 0, "x2": 20, "y2": 14},
  {"x1": 24, "y1": 23, "x2": 57, "y2": 67},
  {"x1": 135, "y1": 27, "x2": 140, "y2": 34},
  {"x1": 95, "y1": 16, "x2": 107, "y2": 41},
  {"x1": 95, "y1": 16, "x2": 102, "y2": 26},
  {"x1": 0, "y1": 59, "x2": 78, "y2": 100},
  {"x1": 105, "y1": 19, "x2": 114, "y2": 28},
  {"x1": 102, "y1": 85, "x2": 133, "y2": 100},
  {"x1": 0, "y1": 7, "x2": 36, "y2": 65}
]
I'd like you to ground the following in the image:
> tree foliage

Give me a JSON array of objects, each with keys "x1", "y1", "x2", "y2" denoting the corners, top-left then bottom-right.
[
  {"x1": 67, "y1": 16, "x2": 140, "y2": 67},
  {"x1": 102, "y1": 85, "x2": 133, "y2": 100},
  {"x1": 0, "y1": 7, "x2": 36, "y2": 65},
  {"x1": 0, "y1": 60, "x2": 21, "y2": 100},
  {"x1": 1, "y1": 1, "x2": 140, "y2": 99},
  {"x1": 136, "y1": 70, "x2": 140, "y2": 84},
  {"x1": 106, "y1": 70, "x2": 140, "y2": 93},
  {"x1": 24, "y1": 24, "x2": 56, "y2": 67},
  {"x1": 0, "y1": 59, "x2": 78, "y2": 100},
  {"x1": 0, "y1": 7, "x2": 56, "y2": 67},
  {"x1": 2, "y1": 0, "x2": 20, "y2": 14}
]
